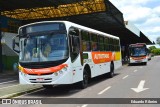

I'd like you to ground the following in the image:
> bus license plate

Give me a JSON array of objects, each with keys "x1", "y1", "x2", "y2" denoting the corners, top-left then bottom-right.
[
  {"x1": 36, "y1": 78, "x2": 44, "y2": 81},
  {"x1": 136, "y1": 60, "x2": 141, "y2": 63}
]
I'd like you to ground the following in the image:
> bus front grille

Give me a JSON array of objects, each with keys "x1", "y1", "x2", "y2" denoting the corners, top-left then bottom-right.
[{"x1": 29, "y1": 78, "x2": 52, "y2": 83}]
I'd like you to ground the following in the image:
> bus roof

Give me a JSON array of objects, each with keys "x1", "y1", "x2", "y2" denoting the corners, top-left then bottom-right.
[{"x1": 19, "y1": 21, "x2": 119, "y2": 40}]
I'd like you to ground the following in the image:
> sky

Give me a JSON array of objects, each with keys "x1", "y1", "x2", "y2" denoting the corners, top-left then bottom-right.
[{"x1": 110, "y1": 0, "x2": 160, "y2": 43}]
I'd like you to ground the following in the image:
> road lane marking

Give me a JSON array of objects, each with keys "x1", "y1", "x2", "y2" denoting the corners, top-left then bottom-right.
[
  {"x1": 82, "y1": 104, "x2": 88, "y2": 107},
  {"x1": 140, "y1": 67, "x2": 143, "y2": 68},
  {"x1": 0, "y1": 80, "x2": 17, "y2": 85},
  {"x1": 122, "y1": 75, "x2": 129, "y2": 79},
  {"x1": 131, "y1": 80, "x2": 149, "y2": 93},
  {"x1": 134, "y1": 70, "x2": 137, "y2": 72},
  {"x1": 98, "y1": 86, "x2": 111, "y2": 95},
  {"x1": 0, "y1": 84, "x2": 19, "y2": 90}
]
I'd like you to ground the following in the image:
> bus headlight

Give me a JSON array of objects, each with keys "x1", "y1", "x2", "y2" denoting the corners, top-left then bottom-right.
[
  {"x1": 59, "y1": 70, "x2": 63, "y2": 74},
  {"x1": 62, "y1": 67, "x2": 67, "y2": 71},
  {"x1": 54, "y1": 67, "x2": 68, "y2": 76},
  {"x1": 54, "y1": 72, "x2": 58, "y2": 76}
]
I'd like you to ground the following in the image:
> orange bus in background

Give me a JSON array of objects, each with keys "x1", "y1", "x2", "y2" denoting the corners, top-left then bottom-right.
[{"x1": 129, "y1": 43, "x2": 148, "y2": 65}]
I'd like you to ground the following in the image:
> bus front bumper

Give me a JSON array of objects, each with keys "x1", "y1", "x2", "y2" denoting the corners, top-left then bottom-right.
[
  {"x1": 129, "y1": 58, "x2": 147, "y2": 64},
  {"x1": 19, "y1": 71, "x2": 73, "y2": 85}
]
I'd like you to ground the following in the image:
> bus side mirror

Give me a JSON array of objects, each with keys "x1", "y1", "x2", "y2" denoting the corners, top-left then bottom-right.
[
  {"x1": 69, "y1": 29, "x2": 77, "y2": 36},
  {"x1": 12, "y1": 35, "x2": 20, "y2": 53}
]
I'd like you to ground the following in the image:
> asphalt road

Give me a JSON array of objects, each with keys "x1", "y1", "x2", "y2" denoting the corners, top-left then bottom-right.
[{"x1": 1, "y1": 56, "x2": 160, "y2": 107}]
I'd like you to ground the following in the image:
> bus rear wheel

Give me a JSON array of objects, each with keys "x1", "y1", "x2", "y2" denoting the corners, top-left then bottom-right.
[
  {"x1": 79, "y1": 69, "x2": 89, "y2": 89},
  {"x1": 108, "y1": 63, "x2": 114, "y2": 78}
]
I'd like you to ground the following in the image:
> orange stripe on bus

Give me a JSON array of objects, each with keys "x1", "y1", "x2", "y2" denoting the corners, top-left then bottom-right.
[{"x1": 19, "y1": 64, "x2": 68, "y2": 75}]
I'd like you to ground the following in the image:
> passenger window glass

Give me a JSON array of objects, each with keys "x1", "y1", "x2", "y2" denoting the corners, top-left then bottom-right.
[
  {"x1": 91, "y1": 34, "x2": 98, "y2": 51},
  {"x1": 99, "y1": 36, "x2": 104, "y2": 51},
  {"x1": 92, "y1": 42, "x2": 98, "y2": 51},
  {"x1": 82, "y1": 31, "x2": 91, "y2": 51}
]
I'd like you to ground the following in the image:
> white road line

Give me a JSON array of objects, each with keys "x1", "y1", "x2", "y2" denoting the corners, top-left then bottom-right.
[
  {"x1": 98, "y1": 86, "x2": 111, "y2": 95},
  {"x1": 131, "y1": 80, "x2": 149, "y2": 93},
  {"x1": 0, "y1": 84, "x2": 19, "y2": 90},
  {"x1": 81, "y1": 104, "x2": 88, "y2": 107},
  {"x1": 122, "y1": 75, "x2": 129, "y2": 79},
  {"x1": 0, "y1": 80, "x2": 18, "y2": 85},
  {"x1": 134, "y1": 70, "x2": 138, "y2": 72},
  {"x1": 140, "y1": 67, "x2": 143, "y2": 68}
]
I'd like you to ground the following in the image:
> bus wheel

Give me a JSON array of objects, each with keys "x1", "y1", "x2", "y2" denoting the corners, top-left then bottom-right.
[
  {"x1": 143, "y1": 62, "x2": 147, "y2": 65},
  {"x1": 43, "y1": 85, "x2": 53, "y2": 89},
  {"x1": 108, "y1": 63, "x2": 114, "y2": 78},
  {"x1": 79, "y1": 69, "x2": 89, "y2": 89}
]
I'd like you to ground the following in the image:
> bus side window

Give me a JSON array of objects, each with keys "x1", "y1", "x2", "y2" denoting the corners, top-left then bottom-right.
[
  {"x1": 91, "y1": 33, "x2": 98, "y2": 51},
  {"x1": 69, "y1": 27, "x2": 80, "y2": 62},
  {"x1": 81, "y1": 30, "x2": 91, "y2": 51},
  {"x1": 104, "y1": 37, "x2": 109, "y2": 51},
  {"x1": 99, "y1": 36, "x2": 104, "y2": 51}
]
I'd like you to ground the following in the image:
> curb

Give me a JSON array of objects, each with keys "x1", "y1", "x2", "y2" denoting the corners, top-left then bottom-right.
[{"x1": 0, "y1": 86, "x2": 43, "y2": 98}]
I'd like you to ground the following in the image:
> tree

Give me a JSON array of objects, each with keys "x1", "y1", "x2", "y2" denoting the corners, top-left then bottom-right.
[
  {"x1": 149, "y1": 46, "x2": 156, "y2": 51},
  {"x1": 156, "y1": 37, "x2": 160, "y2": 45},
  {"x1": 151, "y1": 49, "x2": 160, "y2": 55}
]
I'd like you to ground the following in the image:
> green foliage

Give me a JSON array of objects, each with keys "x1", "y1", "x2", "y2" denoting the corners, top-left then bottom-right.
[
  {"x1": 149, "y1": 46, "x2": 156, "y2": 51},
  {"x1": 151, "y1": 49, "x2": 160, "y2": 55},
  {"x1": 149, "y1": 45, "x2": 160, "y2": 55}
]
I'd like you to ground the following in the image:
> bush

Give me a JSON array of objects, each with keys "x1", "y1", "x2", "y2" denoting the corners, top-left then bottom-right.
[
  {"x1": 149, "y1": 46, "x2": 156, "y2": 51},
  {"x1": 151, "y1": 49, "x2": 160, "y2": 55}
]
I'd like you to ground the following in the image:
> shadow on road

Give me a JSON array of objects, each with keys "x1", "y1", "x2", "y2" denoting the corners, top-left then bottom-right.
[{"x1": 128, "y1": 63, "x2": 147, "y2": 66}]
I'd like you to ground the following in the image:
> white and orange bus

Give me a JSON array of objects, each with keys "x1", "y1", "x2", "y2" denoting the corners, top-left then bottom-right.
[
  {"x1": 129, "y1": 43, "x2": 148, "y2": 65},
  {"x1": 12, "y1": 21, "x2": 122, "y2": 89}
]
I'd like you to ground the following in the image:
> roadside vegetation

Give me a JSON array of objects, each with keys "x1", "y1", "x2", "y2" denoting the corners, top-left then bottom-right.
[{"x1": 149, "y1": 46, "x2": 160, "y2": 55}]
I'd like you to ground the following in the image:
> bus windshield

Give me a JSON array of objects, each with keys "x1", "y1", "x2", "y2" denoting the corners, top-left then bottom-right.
[
  {"x1": 130, "y1": 47, "x2": 147, "y2": 57},
  {"x1": 20, "y1": 32, "x2": 69, "y2": 63}
]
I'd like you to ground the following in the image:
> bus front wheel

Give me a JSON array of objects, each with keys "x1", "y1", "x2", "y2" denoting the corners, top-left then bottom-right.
[
  {"x1": 79, "y1": 69, "x2": 89, "y2": 89},
  {"x1": 143, "y1": 62, "x2": 147, "y2": 65}
]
